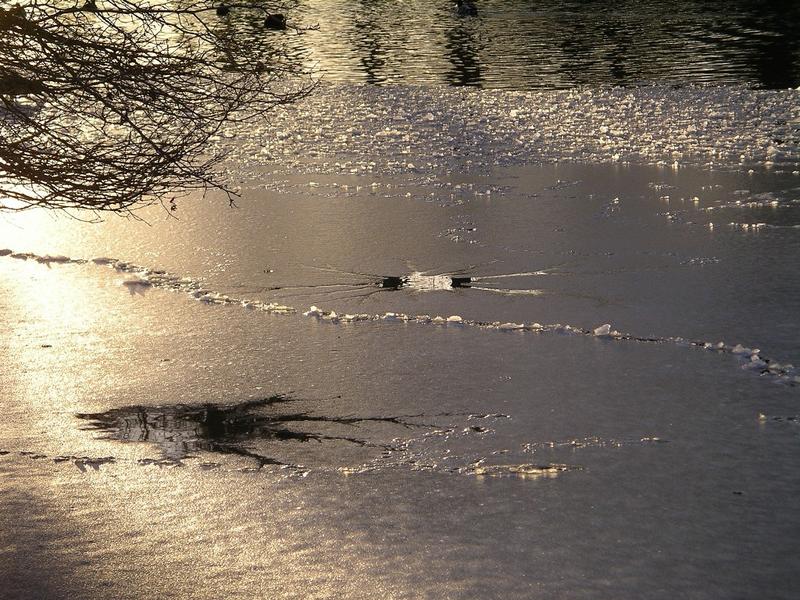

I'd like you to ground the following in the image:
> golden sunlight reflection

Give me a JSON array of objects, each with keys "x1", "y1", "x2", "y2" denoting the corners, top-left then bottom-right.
[
  {"x1": 0, "y1": 208, "x2": 98, "y2": 255},
  {"x1": 1, "y1": 254, "x2": 151, "y2": 455}
]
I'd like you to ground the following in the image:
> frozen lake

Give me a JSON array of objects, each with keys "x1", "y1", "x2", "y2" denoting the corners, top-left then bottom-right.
[{"x1": 2, "y1": 5, "x2": 800, "y2": 599}]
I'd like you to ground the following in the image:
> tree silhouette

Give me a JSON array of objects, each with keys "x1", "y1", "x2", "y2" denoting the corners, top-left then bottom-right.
[{"x1": 0, "y1": 0, "x2": 312, "y2": 214}]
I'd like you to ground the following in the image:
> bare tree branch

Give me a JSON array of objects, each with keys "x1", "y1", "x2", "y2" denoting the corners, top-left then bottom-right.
[{"x1": 0, "y1": 0, "x2": 314, "y2": 214}]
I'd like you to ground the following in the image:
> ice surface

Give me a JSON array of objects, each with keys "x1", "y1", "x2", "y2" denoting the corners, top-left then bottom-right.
[
  {"x1": 215, "y1": 84, "x2": 800, "y2": 184},
  {"x1": 2, "y1": 81, "x2": 800, "y2": 599},
  {"x1": 2, "y1": 249, "x2": 797, "y2": 387}
]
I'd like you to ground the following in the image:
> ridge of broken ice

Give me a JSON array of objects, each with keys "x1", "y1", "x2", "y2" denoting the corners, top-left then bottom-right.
[{"x1": 2, "y1": 249, "x2": 798, "y2": 387}]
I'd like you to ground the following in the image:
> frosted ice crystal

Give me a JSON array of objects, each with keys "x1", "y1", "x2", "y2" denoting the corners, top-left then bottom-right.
[{"x1": 215, "y1": 84, "x2": 800, "y2": 183}]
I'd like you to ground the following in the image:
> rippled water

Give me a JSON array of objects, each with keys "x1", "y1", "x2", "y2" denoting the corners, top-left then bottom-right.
[{"x1": 230, "y1": 0, "x2": 800, "y2": 89}]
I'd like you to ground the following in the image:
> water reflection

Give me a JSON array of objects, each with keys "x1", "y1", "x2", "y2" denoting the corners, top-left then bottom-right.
[
  {"x1": 445, "y1": 15, "x2": 483, "y2": 86},
  {"x1": 351, "y1": 1, "x2": 389, "y2": 85},
  {"x1": 77, "y1": 396, "x2": 425, "y2": 468},
  {"x1": 243, "y1": 0, "x2": 800, "y2": 89}
]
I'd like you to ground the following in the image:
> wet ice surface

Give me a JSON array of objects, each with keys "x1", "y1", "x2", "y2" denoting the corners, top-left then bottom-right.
[{"x1": 2, "y1": 86, "x2": 800, "y2": 599}]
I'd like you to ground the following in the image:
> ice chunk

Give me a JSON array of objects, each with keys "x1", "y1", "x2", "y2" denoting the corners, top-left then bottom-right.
[
  {"x1": 303, "y1": 306, "x2": 323, "y2": 317},
  {"x1": 593, "y1": 323, "x2": 612, "y2": 336},
  {"x1": 121, "y1": 276, "x2": 151, "y2": 287},
  {"x1": 35, "y1": 255, "x2": 71, "y2": 264}
]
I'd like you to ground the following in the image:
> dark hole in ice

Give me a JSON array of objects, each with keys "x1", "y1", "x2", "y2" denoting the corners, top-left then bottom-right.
[
  {"x1": 76, "y1": 395, "x2": 426, "y2": 469},
  {"x1": 379, "y1": 275, "x2": 408, "y2": 289},
  {"x1": 378, "y1": 274, "x2": 471, "y2": 290}
]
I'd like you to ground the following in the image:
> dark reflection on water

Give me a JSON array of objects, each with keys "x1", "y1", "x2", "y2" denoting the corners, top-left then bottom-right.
[
  {"x1": 230, "y1": 0, "x2": 800, "y2": 89},
  {"x1": 77, "y1": 396, "x2": 425, "y2": 469}
]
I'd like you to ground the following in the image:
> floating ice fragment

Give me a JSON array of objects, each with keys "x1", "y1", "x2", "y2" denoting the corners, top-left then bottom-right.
[
  {"x1": 593, "y1": 323, "x2": 612, "y2": 337},
  {"x1": 198, "y1": 292, "x2": 231, "y2": 304},
  {"x1": 35, "y1": 255, "x2": 71, "y2": 264},
  {"x1": 121, "y1": 276, "x2": 152, "y2": 288},
  {"x1": 743, "y1": 359, "x2": 767, "y2": 370},
  {"x1": 447, "y1": 315, "x2": 463, "y2": 324},
  {"x1": 470, "y1": 463, "x2": 575, "y2": 479},
  {"x1": 303, "y1": 305, "x2": 323, "y2": 317}
]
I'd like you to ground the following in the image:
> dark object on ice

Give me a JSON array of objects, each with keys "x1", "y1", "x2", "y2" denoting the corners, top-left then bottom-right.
[
  {"x1": 215, "y1": 4, "x2": 229, "y2": 17},
  {"x1": 265, "y1": 13, "x2": 287, "y2": 30},
  {"x1": 77, "y1": 395, "x2": 421, "y2": 469},
  {"x1": 450, "y1": 276, "x2": 472, "y2": 288},
  {"x1": 380, "y1": 276, "x2": 408, "y2": 290},
  {"x1": 82, "y1": 0, "x2": 97, "y2": 12},
  {"x1": 455, "y1": 0, "x2": 478, "y2": 17}
]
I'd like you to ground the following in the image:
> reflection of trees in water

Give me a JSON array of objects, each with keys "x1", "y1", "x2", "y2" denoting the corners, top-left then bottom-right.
[
  {"x1": 734, "y1": 1, "x2": 800, "y2": 89},
  {"x1": 351, "y1": 1, "x2": 390, "y2": 85},
  {"x1": 78, "y1": 395, "x2": 427, "y2": 469},
  {"x1": 537, "y1": 0, "x2": 800, "y2": 88},
  {"x1": 288, "y1": 0, "x2": 800, "y2": 88},
  {"x1": 445, "y1": 20, "x2": 483, "y2": 86}
]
